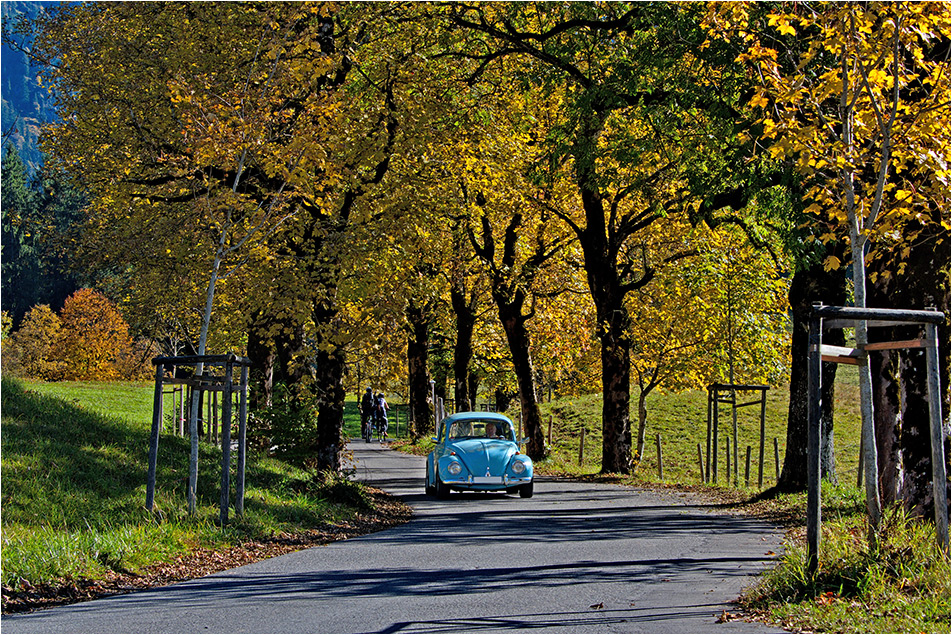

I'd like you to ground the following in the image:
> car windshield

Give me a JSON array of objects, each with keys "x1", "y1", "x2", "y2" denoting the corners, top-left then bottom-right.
[{"x1": 446, "y1": 419, "x2": 513, "y2": 441}]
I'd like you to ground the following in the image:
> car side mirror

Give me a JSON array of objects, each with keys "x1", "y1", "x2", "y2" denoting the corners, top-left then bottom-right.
[
  {"x1": 520, "y1": 437, "x2": 530, "y2": 445},
  {"x1": 431, "y1": 437, "x2": 439, "y2": 443}
]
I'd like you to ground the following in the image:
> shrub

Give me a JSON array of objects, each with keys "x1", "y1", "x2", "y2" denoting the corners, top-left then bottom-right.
[
  {"x1": 5, "y1": 304, "x2": 67, "y2": 380},
  {"x1": 59, "y1": 289, "x2": 131, "y2": 380}
]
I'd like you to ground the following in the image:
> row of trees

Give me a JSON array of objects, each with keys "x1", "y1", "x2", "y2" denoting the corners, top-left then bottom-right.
[{"x1": 9, "y1": 3, "x2": 949, "y2": 514}]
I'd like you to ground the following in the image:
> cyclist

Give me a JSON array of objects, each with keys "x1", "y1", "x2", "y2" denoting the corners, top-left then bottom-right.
[
  {"x1": 360, "y1": 387, "x2": 374, "y2": 442},
  {"x1": 374, "y1": 392, "x2": 390, "y2": 440}
]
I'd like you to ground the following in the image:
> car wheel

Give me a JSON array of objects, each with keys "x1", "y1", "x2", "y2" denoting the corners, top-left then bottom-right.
[
  {"x1": 424, "y1": 469, "x2": 436, "y2": 496},
  {"x1": 519, "y1": 481, "x2": 534, "y2": 498},
  {"x1": 436, "y1": 475, "x2": 451, "y2": 499}
]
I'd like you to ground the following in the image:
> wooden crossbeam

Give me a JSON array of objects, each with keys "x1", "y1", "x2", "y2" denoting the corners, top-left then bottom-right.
[
  {"x1": 820, "y1": 344, "x2": 860, "y2": 365},
  {"x1": 862, "y1": 338, "x2": 927, "y2": 352}
]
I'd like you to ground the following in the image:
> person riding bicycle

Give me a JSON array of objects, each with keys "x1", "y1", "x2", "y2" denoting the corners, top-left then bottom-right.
[
  {"x1": 360, "y1": 387, "x2": 374, "y2": 441},
  {"x1": 374, "y1": 392, "x2": 390, "y2": 440}
]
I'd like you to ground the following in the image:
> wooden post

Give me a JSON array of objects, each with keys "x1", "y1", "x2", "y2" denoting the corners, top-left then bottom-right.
[
  {"x1": 187, "y1": 382, "x2": 200, "y2": 515},
  {"x1": 213, "y1": 390, "x2": 219, "y2": 446},
  {"x1": 178, "y1": 387, "x2": 185, "y2": 436},
  {"x1": 655, "y1": 434, "x2": 663, "y2": 481},
  {"x1": 806, "y1": 306, "x2": 823, "y2": 576},
  {"x1": 236, "y1": 363, "x2": 248, "y2": 516},
  {"x1": 146, "y1": 363, "x2": 165, "y2": 510},
  {"x1": 745, "y1": 445, "x2": 752, "y2": 488},
  {"x1": 705, "y1": 389, "x2": 712, "y2": 484},
  {"x1": 697, "y1": 443, "x2": 704, "y2": 483},
  {"x1": 731, "y1": 389, "x2": 739, "y2": 487},
  {"x1": 758, "y1": 388, "x2": 767, "y2": 488},
  {"x1": 774, "y1": 437, "x2": 781, "y2": 483},
  {"x1": 219, "y1": 359, "x2": 234, "y2": 525},
  {"x1": 857, "y1": 433, "x2": 865, "y2": 489},
  {"x1": 725, "y1": 434, "x2": 731, "y2": 484},
  {"x1": 205, "y1": 385, "x2": 212, "y2": 442},
  {"x1": 712, "y1": 387, "x2": 719, "y2": 484},
  {"x1": 578, "y1": 426, "x2": 585, "y2": 466},
  {"x1": 924, "y1": 320, "x2": 950, "y2": 553}
]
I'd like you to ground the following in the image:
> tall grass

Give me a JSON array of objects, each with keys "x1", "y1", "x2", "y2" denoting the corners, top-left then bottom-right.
[
  {"x1": 1, "y1": 377, "x2": 373, "y2": 590},
  {"x1": 742, "y1": 491, "x2": 951, "y2": 633}
]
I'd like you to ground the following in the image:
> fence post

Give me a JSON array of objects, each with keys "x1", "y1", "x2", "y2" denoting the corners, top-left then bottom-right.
[
  {"x1": 924, "y1": 319, "x2": 950, "y2": 553},
  {"x1": 758, "y1": 389, "x2": 767, "y2": 488},
  {"x1": 712, "y1": 387, "x2": 719, "y2": 484},
  {"x1": 656, "y1": 434, "x2": 663, "y2": 481},
  {"x1": 236, "y1": 363, "x2": 248, "y2": 516},
  {"x1": 578, "y1": 427, "x2": 585, "y2": 466},
  {"x1": 806, "y1": 307, "x2": 822, "y2": 576},
  {"x1": 697, "y1": 443, "x2": 704, "y2": 483},
  {"x1": 146, "y1": 363, "x2": 165, "y2": 511},
  {"x1": 219, "y1": 359, "x2": 234, "y2": 525},
  {"x1": 774, "y1": 437, "x2": 781, "y2": 483},
  {"x1": 745, "y1": 445, "x2": 752, "y2": 488},
  {"x1": 705, "y1": 389, "x2": 712, "y2": 484},
  {"x1": 725, "y1": 434, "x2": 731, "y2": 485}
]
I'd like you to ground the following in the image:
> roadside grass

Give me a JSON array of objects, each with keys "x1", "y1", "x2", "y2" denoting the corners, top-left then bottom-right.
[
  {"x1": 741, "y1": 495, "x2": 950, "y2": 633},
  {"x1": 0, "y1": 377, "x2": 386, "y2": 593}
]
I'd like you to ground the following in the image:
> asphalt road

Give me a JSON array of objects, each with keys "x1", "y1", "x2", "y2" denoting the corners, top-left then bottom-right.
[{"x1": 2, "y1": 442, "x2": 787, "y2": 634}]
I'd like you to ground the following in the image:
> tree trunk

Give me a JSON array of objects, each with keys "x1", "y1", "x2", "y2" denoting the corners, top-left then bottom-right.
[
  {"x1": 312, "y1": 342, "x2": 345, "y2": 472},
  {"x1": 869, "y1": 219, "x2": 951, "y2": 518},
  {"x1": 497, "y1": 302, "x2": 546, "y2": 460},
  {"x1": 450, "y1": 281, "x2": 477, "y2": 411},
  {"x1": 406, "y1": 299, "x2": 431, "y2": 440},
  {"x1": 247, "y1": 313, "x2": 275, "y2": 409},
  {"x1": 635, "y1": 386, "x2": 649, "y2": 462},
  {"x1": 599, "y1": 315, "x2": 633, "y2": 474},
  {"x1": 778, "y1": 257, "x2": 846, "y2": 491}
]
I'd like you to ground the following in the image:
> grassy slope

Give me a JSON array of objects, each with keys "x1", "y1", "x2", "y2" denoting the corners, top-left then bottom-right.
[
  {"x1": 0, "y1": 377, "x2": 380, "y2": 592},
  {"x1": 535, "y1": 364, "x2": 863, "y2": 488}
]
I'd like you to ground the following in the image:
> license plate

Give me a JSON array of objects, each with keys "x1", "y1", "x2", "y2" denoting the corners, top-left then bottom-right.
[{"x1": 473, "y1": 476, "x2": 503, "y2": 484}]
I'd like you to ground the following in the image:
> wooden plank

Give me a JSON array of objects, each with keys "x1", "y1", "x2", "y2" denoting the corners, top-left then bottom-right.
[
  {"x1": 862, "y1": 338, "x2": 927, "y2": 352},
  {"x1": 736, "y1": 399, "x2": 765, "y2": 408},
  {"x1": 822, "y1": 355, "x2": 860, "y2": 365},
  {"x1": 825, "y1": 319, "x2": 922, "y2": 329},
  {"x1": 821, "y1": 344, "x2": 861, "y2": 365},
  {"x1": 814, "y1": 305, "x2": 944, "y2": 325}
]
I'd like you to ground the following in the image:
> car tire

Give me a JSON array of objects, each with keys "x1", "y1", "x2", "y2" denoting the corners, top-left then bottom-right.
[
  {"x1": 436, "y1": 475, "x2": 451, "y2": 499},
  {"x1": 424, "y1": 469, "x2": 436, "y2": 496},
  {"x1": 519, "y1": 482, "x2": 534, "y2": 498}
]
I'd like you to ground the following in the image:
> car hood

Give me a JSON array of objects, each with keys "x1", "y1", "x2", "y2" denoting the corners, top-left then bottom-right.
[{"x1": 447, "y1": 439, "x2": 517, "y2": 474}]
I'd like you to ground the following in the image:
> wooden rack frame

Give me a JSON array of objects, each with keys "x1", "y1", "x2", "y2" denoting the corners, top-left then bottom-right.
[
  {"x1": 807, "y1": 304, "x2": 948, "y2": 574},
  {"x1": 146, "y1": 354, "x2": 251, "y2": 525},
  {"x1": 705, "y1": 383, "x2": 770, "y2": 487}
]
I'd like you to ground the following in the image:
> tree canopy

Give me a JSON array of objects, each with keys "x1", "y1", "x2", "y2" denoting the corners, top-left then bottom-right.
[{"x1": 8, "y1": 1, "x2": 947, "y2": 496}]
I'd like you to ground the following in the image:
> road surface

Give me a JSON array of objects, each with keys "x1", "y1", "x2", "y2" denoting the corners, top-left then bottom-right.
[{"x1": 2, "y1": 442, "x2": 786, "y2": 633}]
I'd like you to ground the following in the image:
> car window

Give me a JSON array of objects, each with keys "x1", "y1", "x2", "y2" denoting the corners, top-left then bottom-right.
[{"x1": 446, "y1": 419, "x2": 514, "y2": 441}]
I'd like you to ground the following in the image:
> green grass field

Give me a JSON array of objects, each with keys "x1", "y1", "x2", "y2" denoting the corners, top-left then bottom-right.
[{"x1": 0, "y1": 377, "x2": 379, "y2": 593}]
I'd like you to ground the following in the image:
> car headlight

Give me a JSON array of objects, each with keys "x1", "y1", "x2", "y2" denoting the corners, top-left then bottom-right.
[
  {"x1": 511, "y1": 460, "x2": 527, "y2": 475},
  {"x1": 448, "y1": 461, "x2": 462, "y2": 476}
]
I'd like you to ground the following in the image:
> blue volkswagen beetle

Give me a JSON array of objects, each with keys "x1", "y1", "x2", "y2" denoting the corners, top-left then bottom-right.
[{"x1": 425, "y1": 412, "x2": 534, "y2": 498}]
